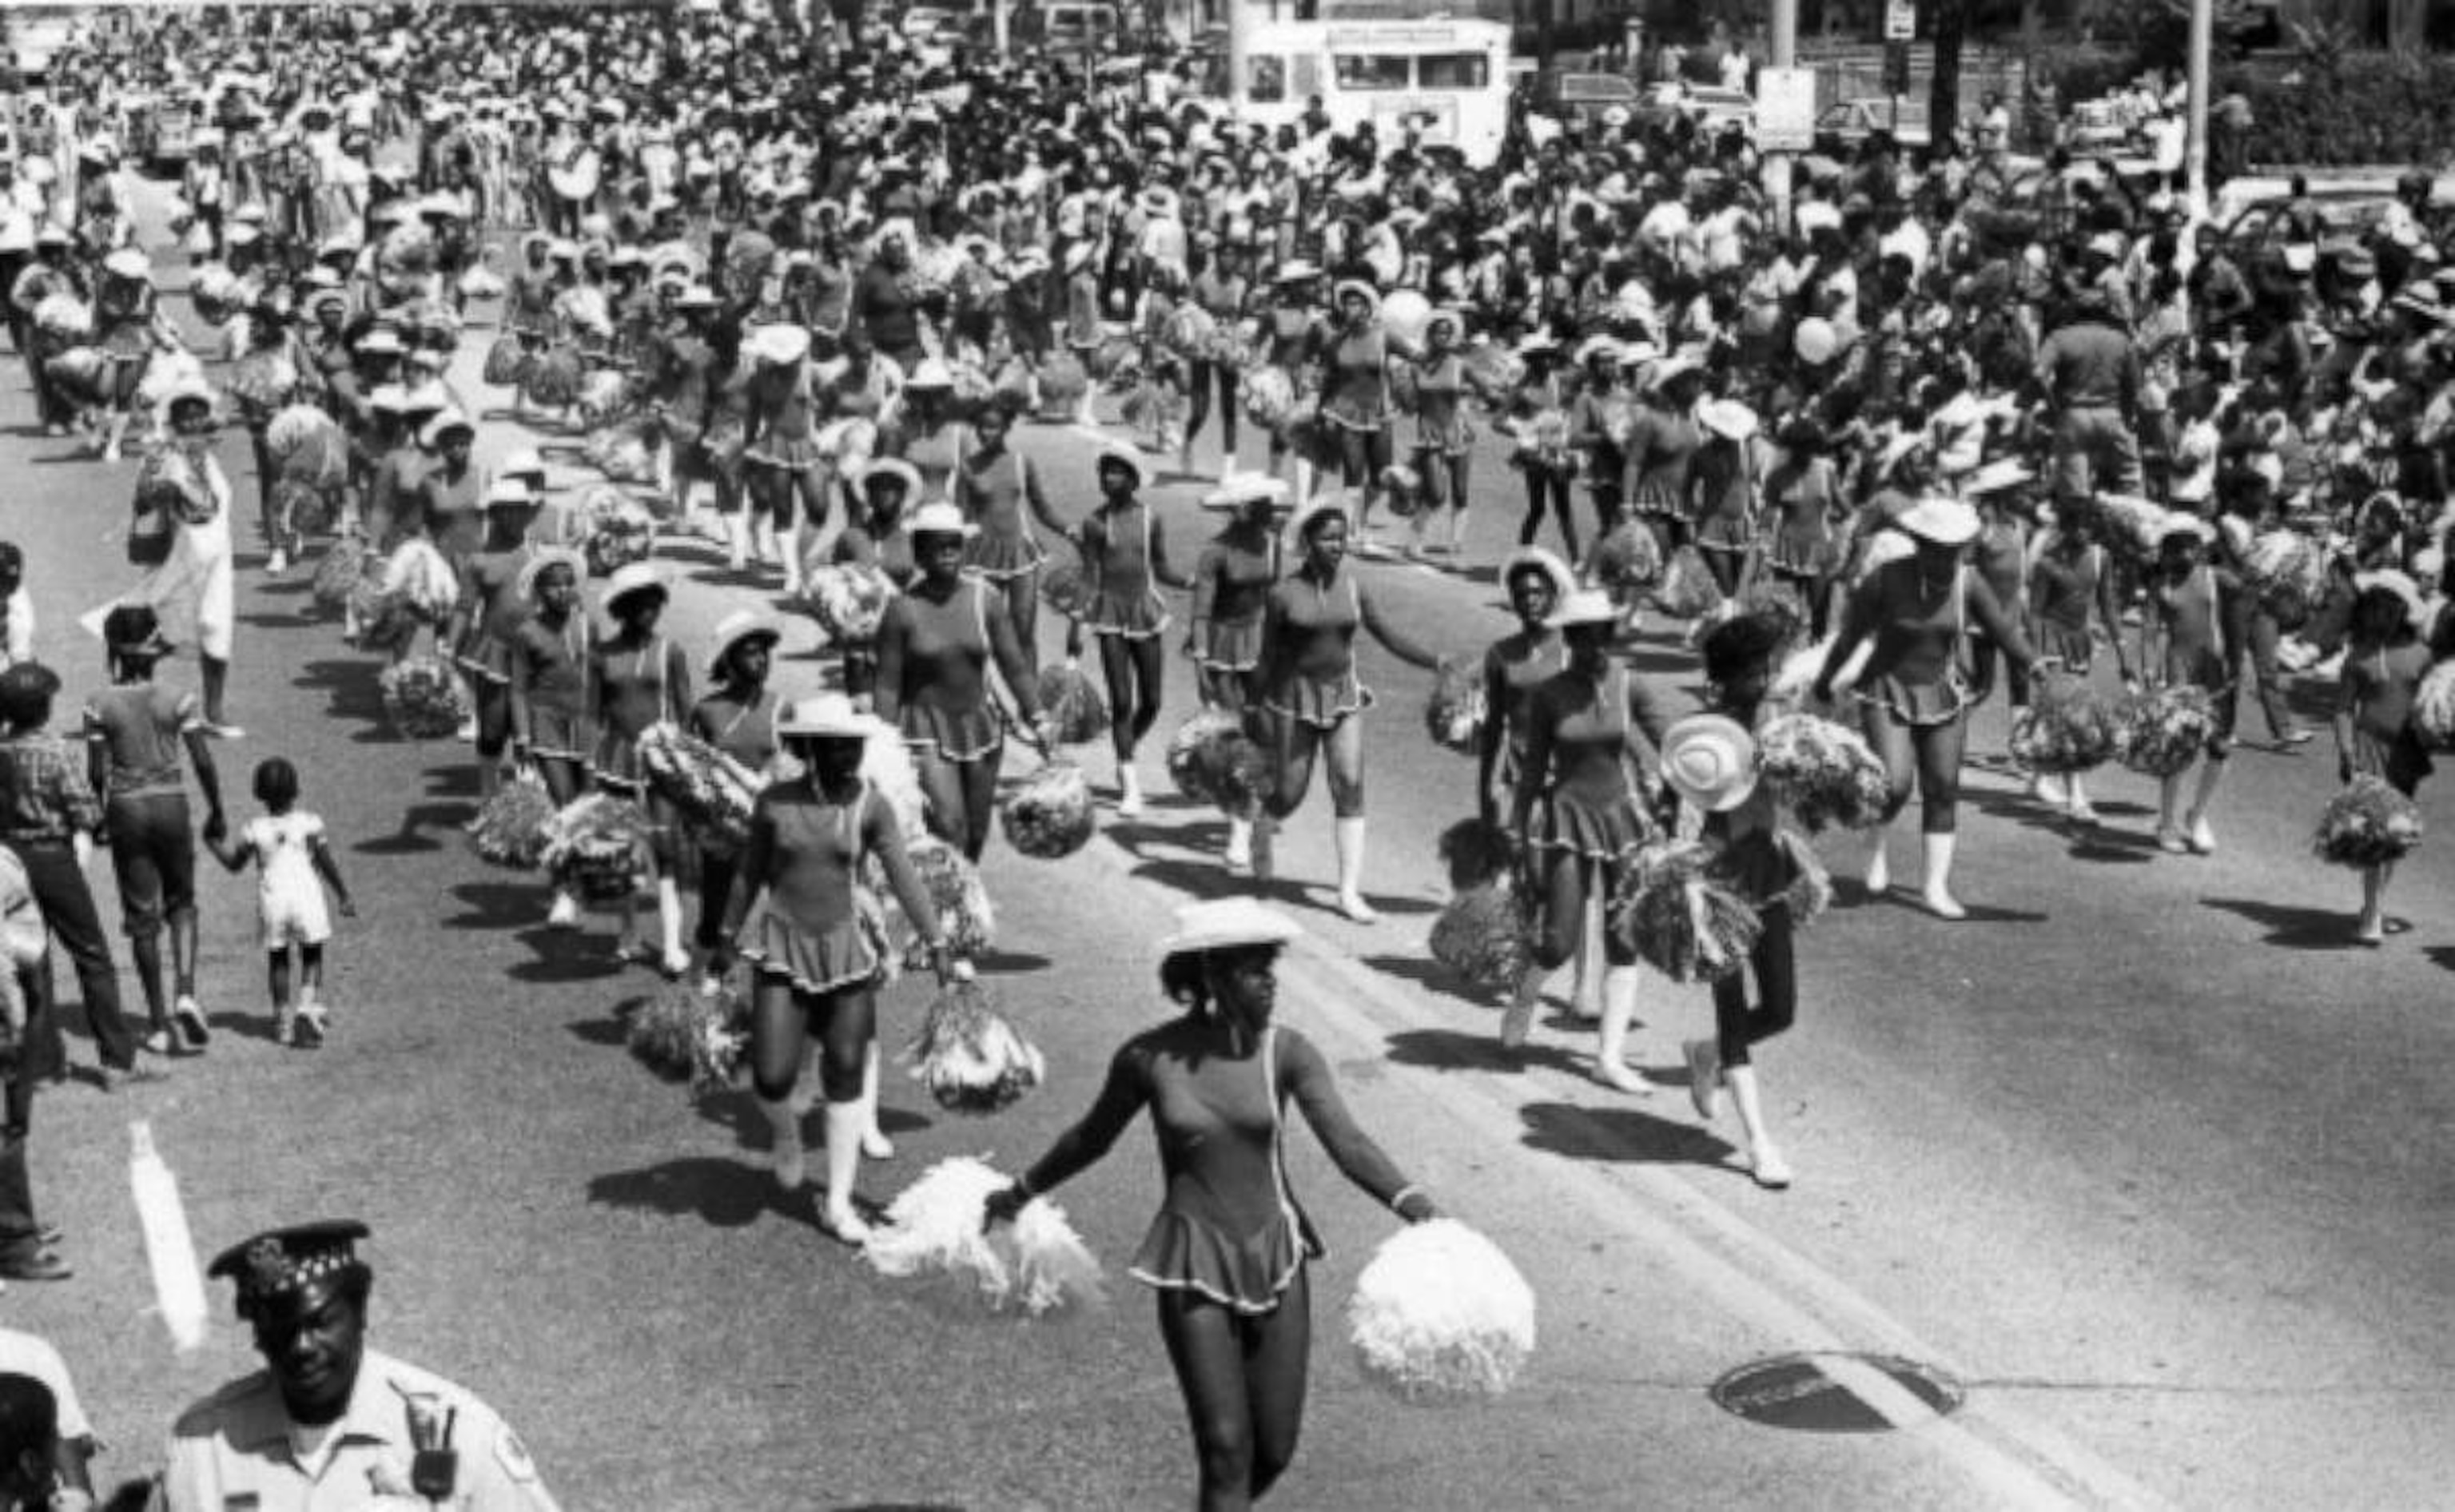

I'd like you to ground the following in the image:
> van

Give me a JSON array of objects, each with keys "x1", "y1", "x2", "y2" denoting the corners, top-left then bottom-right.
[{"x1": 1014, "y1": 2, "x2": 1122, "y2": 55}]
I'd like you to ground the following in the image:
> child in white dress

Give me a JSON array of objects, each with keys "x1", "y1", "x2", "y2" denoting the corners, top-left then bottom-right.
[{"x1": 203, "y1": 758, "x2": 356, "y2": 1047}]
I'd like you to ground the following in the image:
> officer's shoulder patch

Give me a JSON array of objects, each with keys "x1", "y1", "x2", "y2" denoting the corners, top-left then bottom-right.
[{"x1": 495, "y1": 1425, "x2": 539, "y2": 1482}]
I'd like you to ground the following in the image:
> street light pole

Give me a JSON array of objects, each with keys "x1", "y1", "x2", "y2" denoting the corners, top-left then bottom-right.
[
  {"x1": 1766, "y1": 0, "x2": 1796, "y2": 233},
  {"x1": 2185, "y1": 0, "x2": 2212, "y2": 221}
]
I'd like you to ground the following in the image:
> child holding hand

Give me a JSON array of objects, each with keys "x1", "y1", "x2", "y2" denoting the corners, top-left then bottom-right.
[{"x1": 203, "y1": 758, "x2": 356, "y2": 1047}]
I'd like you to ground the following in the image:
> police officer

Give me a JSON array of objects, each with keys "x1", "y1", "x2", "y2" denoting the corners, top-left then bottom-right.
[{"x1": 153, "y1": 1221, "x2": 559, "y2": 1510}]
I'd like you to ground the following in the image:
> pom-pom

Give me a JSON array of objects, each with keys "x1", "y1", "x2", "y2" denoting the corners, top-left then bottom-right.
[
  {"x1": 1591, "y1": 522, "x2": 1665, "y2": 603},
  {"x1": 1506, "y1": 408, "x2": 1574, "y2": 472},
  {"x1": 860, "y1": 731, "x2": 929, "y2": 845},
  {"x1": 625, "y1": 979, "x2": 748, "y2": 1095},
  {"x1": 482, "y1": 332, "x2": 531, "y2": 387},
  {"x1": 865, "y1": 1156, "x2": 1107, "y2": 1316},
  {"x1": 1039, "y1": 660, "x2": 1112, "y2": 746},
  {"x1": 1163, "y1": 711, "x2": 1271, "y2": 817},
  {"x1": 579, "y1": 489, "x2": 656, "y2": 578},
  {"x1": 377, "y1": 656, "x2": 469, "y2": 740},
  {"x1": 1161, "y1": 303, "x2": 1218, "y2": 361},
  {"x1": 1036, "y1": 352, "x2": 1089, "y2": 415},
  {"x1": 380, "y1": 538, "x2": 460, "y2": 622},
  {"x1": 872, "y1": 838, "x2": 997, "y2": 967},
  {"x1": 582, "y1": 425, "x2": 658, "y2": 486},
  {"x1": 2008, "y1": 672, "x2": 2118, "y2": 774},
  {"x1": 2413, "y1": 661, "x2": 2455, "y2": 750},
  {"x1": 1423, "y1": 659, "x2": 1486, "y2": 755},
  {"x1": 1347, "y1": 1220, "x2": 1535, "y2": 1403},
  {"x1": 226, "y1": 350, "x2": 296, "y2": 416},
  {"x1": 805, "y1": 563, "x2": 897, "y2": 644},
  {"x1": 1609, "y1": 842, "x2": 1764, "y2": 985},
  {"x1": 1039, "y1": 560, "x2": 1088, "y2": 619},
  {"x1": 1000, "y1": 762, "x2": 1097, "y2": 860},
  {"x1": 1165, "y1": 710, "x2": 1242, "y2": 806},
  {"x1": 2243, "y1": 529, "x2": 2325, "y2": 630},
  {"x1": 524, "y1": 344, "x2": 585, "y2": 408},
  {"x1": 1653, "y1": 544, "x2": 1722, "y2": 619},
  {"x1": 267, "y1": 404, "x2": 348, "y2": 488},
  {"x1": 908, "y1": 977, "x2": 1046, "y2": 1112},
  {"x1": 639, "y1": 725, "x2": 762, "y2": 852},
  {"x1": 311, "y1": 542, "x2": 375, "y2": 611},
  {"x1": 2314, "y1": 775, "x2": 2425, "y2": 867},
  {"x1": 1753, "y1": 713, "x2": 1890, "y2": 833},
  {"x1": 459, "y1": 265, "x2": 506, "y2": 300},
  {"x1": 2112, "y1": 685, "x2": 2218, "y2": 778},
  {"x1": 1436, "y1": 817, "x2": 1514, "y2": 891},
  {"x1": 471, "y1": 770, "x2": 556, "y2": 868},
  {"x1": 540, "y1": 794, "x2": 653, "y2": 903},
  {"x1": 1241, "y1": 366, "x2": 1297, "y2": 428},
  {"x1": 1428, "y1": 877, "x2": 1535, "y2": 989},
  {"x1": 32, "y1": 292, "x2": 91, "y2": 339},
  {"x1": 44, "y1": 348, "x2": 111, "y2": 408},
  {"x1": 2087, "y1": 494, "x2": 2191, "y2": 563}
]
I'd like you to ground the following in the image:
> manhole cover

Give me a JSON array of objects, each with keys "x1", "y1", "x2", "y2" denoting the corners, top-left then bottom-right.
[{"x1": 1709, "y1": 1351, "x2": 1965, "y2": 1434}]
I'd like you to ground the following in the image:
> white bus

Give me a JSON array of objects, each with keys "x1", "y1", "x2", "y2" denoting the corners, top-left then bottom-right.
[{"x1": 1197, "y1": 18, "x2": 1512, "y2": 168}]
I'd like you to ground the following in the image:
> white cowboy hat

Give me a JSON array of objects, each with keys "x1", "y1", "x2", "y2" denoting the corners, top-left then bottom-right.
[
  {"x1": 1873, "y1": 432, "x2": 1928, "y2": 484},
  {"x1": 747, "y1": 323, "x2": 810, "y2": 367},
  {"x1": 1332, "y1": 279, "x2": 1381, "y2": 316},
  {"x1": 670, "y1": 284, "x2": 720, "y2": 310},
  {"x1": 1574, "y1": 334, "x2": 1623, "y2": 367},
  {"x1": 1660, "y1": 714, "x2": 1760, "y2": 813},
  {"x1": 419, "y1": 408, "x2": 475, "y2": 449},
  {"x1": 1699, "y1": 398, "x2": 1759, "y2": 441},
  {"x1": 161, "y1": 374, "x2": 218, "y2": 413},
  {"x1": 1514, "y1": 331, "x2": 1562, "y2": 359},
  {"x1": 1287, "y1": 495, "x2": 1351, "y2": 543},
  {"x1": 905, "y1": 356, "x2": 956, "y2": 390},
  {"x1": 776, "y1": 693, "x2": 887, "y2": 740},
  {"x1": 1500, "y1": 546, "x2": 1576, "y2": 602},
  {"x1": 1200, "y1": 474, "x2": 1292, "y2": 511},
  {"x1": 103, "y1": 249, "x2": 151, "y2": 281},
  {"x1": 515, "y1": 546, "x2": 587, "y2": 600},
  {"x1": 906, "y1": 501, "x2": 978, "y2": 539},
  {"x1": 706, "y1": 609, "x2": 785, "y2": 678},
  {"x1": 858, "y1": 457, "x2": 922, "y2": 498},
  {"x1": 1272, "y1": 259, "x2": 1323, "y2": 285},
  {"x1": 498, "y1": 447, "x2": 547, "y2": 479},
  {"x1": 1898, "y1": 496, "x2": 1982, "y2": 547},
  {"x1": 2354, "y1": 568, "x2": 2429, "y2": 630},
  {"x1": 483, "y1": 477, "x2": 537, "y2": 510},
  {"x1": 1963, "y1": 459, "x2": 2035, "y2": 498},
  {"x1": 1546, "y1": 588, "x2": 1621, "y2": 629},
  {"x1": 1096, "y1": 448, "x2": 1145, "y2": 488},
  {"x1": 600, "y1": 561, "x2": 670, "y2": 610},
  {"x1": 1157, "y1": 897, "x2": 1303, "y2": 961}
]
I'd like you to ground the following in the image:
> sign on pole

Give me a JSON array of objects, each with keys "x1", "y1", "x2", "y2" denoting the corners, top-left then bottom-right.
[
  {"x1": 1755, "y1": 66, "x2": 1817, "y2": 153},
  {"x1": 1884, "y1": 0, "x2": 1916, "y2": 42}
]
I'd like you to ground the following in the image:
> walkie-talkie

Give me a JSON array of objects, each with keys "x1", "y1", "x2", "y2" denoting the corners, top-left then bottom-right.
[{"x1": 410, "y1": 1406, "x2": 459, "y2": 1502}]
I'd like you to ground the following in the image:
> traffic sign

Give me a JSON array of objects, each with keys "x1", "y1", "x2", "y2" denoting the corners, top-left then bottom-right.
[
  {"x1": 1884, "y1": 0, "x2": 1916, "y2": 42},
  {"x1": 1754, "y1": 66, "x2": 1817, "y2": 153}
]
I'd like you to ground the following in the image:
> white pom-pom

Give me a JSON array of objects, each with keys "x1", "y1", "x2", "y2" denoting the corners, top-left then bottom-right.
[
  {"x1": 861, "y1": 728, "x2": 929, "y2": 843},
  {"x1": 866, "y1": 1156, "x2": 1104, "y2": 1317},
  {"x1": 1347, "y1": 1219, "x2": 1534, "y2": 1403},
  {"x1": 1005, "y1": 1200, "x2": 1105, "y2": 1316}
]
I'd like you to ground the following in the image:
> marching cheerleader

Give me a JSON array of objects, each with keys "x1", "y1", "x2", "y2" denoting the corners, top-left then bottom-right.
[
  {"x1": 1400, "y1": 307, "x2": 1476, "y2": 562},
  {"x1": 1184, "y1": 241, "x2": 1250, "y2": 480},
  {"x1": 1691, "y1": 398, "x2": 1762, "y2": 599},
  {"x1": 447, "y1": 479, "x2": 543, "y2": 804},
  {"x1": 1813, "y1": 496, "x2": 2036, "y2": 919},
  {"x1": 1078, "y1": 451, "x2": 1193, "y2": 817},
  {"x1": 2332, "y1": 571, "x2": 2433, "y2": 943},
  {"x1": 1621, "y1": 352, "x2": 1709, "y2": 563},
  {"x1": 714, "y1": 695, "x2": 958, "y2": 1244},
  {"x1": 1567, "y1": 337, "x2": 1628, "y2": 551},
  {"x1": 1505, "y1": 591, "x2": 1674, "y2": 1088},
  {"x1": 1478, "y1": 549, "x2": 1594, "y2": 1029},
  {"x1": 739, "y1": 322, "x2": 826, "y2": 595},
  {"x1": 954, "y1": 396, "x2": 1069, "y2": 676},
  {"x1": 892, "y1": 359, "x2": 971, "y2": 505},
  {"x1": 415, "y1": 409, "x2": 487, "y2": 565},
  {"x1": 1259, "y1": 261, "x2": 1326, "y2": 503},
  {"x1": 873, "y1": 503, "x2": 1049, "y2": 861},
  {"x1": 1679, "y1": 615, "x2": 1810, "y2": 1189},
  {"x1": 1318, "y1": 280, "x2": 1395, "y2": 546},
  {"x1": 1252, "y1": 503, "x2": 1443, "y2": 924},
  {"x1": 1188, "y1": 475, "x2": 1291, "y2": 872},
  {"x1": 1506, "y1": 333, "x2": 1579, "y2": 559},
  {"x1": 1734, "y1": 416, "x2": 1840, "y2": 638},
  {"x1": 508, "y1": 547, "x2": 593, "y2": 928},
  {"x1": 91, "y1": 247, "x2": 177, "y2": 464},
  {"x1": 983, "y1": 897, "x2": 1438, "y2": 1512},
  {"x1": 2025, "y1": 506, "x2": 2135, "y2": 822},
  {"x1": 588, "y1": 563, "x2": 694, "y2": 979},
  {"x1": 2143, "y1": 519, "x2": 2239, "y2": 857},
  {"x1": 689, "y1": 610, "x2": 783, "y2": 989}
]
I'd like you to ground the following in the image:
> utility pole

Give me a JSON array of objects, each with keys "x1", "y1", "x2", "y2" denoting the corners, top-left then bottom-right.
[
  {"x1": 1227, "y1": 0, "x2": 1245, "y2": 122},
  {"x1": 1766, "y1": 0, "x2": 1796, "y2": 233},
  {"x1": 2185, "y1": 0, "x2": 2211, "y2": 221},
  {"x1": 1929, "y1": 0, "x2": 1966, "y2": 150}
]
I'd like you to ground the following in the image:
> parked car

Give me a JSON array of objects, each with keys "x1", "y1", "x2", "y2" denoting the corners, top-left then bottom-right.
[
  {"x1": 1637, "y1": 81, "x2": 1756, "y2": 138},
  {"x1": 1814, "y1": 97, "x2": 1932, "y2": 153},
  {"x1": 2061, "y1": 99, "x2": 2140, "y2": 157},
  {"x1": 129, "y1": 92, "x2": 200, "y2": 174},
  {"x1": 1526, "y1": 69, "x2": 1640, "y2": 129},
  {"x1": 1010, "y1": 2, "x2": 1123, "y2": 57}
]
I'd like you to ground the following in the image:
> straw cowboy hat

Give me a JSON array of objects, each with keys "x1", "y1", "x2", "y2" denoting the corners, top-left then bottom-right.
[
  {"x1": 2354, "y1": 568, "x2": 2429, "y2": 630},
  {"x1": 859, "y1": 457, "x2": 922, "y2": 498},
  {"x1": 1660, "y1": 714, "x2": 1760, "y2": 813},
  {"x1": 1201, "y1": 474, "x2": 1293, "y2": 511},
  {"x1": 601, "y1": 561, "x2": 670, "y2": 611},
  {"x1": 103, "y1": 249, "x2": 151, "y2": 281},
  {"x1": 1331, "y1": 279, "x2": 1381, "y2": 316},
  {"x1": 1500, "y1": 546, "x2": 1576, "y2": 602},
  {"x1": 776, "y1": 693, "x2": 887, "y2": 740},
  {"x1": 905, "y1": 357, "x2": 956, "y2": 390},
  {"x1": 706, "y1": 609, "x2": 785, "y2": 678},
  {"x1": 1157, "y1": 897, "x2": 1303, "y2": 963},
  {"x1": 747, "y1": 323, "x2": 810, "y2": 366},
  {"x1": 905, "y1": 502, "x2": 978, "y2": 539},
  {"x1": 483, "y1": 477, "x2": 537, "y2": 510},
  {"x1": 1096, "y1": 448, "x2": 1144, "y2": 488},
  {"x1": 419, "y1": 408, "x2": 475, "y2": 449},
  {"x1": 1546, "y1": 588, "x2": 1621, "y2": 629},
  {"x1": 1962, "y1": 459, "x2": 2035, "y2": 498},
  {"x1": 1898, "y1": 496, "x2": 1982, "y2": 547},
  {"x1": 515, "y1": 546, "x2": 587, "y2": 600},
  {"x1": 1699, "y1": 398, "x2": 1760, "y2": 441}
]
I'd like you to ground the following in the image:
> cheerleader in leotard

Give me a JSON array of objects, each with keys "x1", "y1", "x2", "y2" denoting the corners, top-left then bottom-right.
[
  {"x1": 741, "y1": 324, "x2": 825, "y2": 595},
  {"x1": 2144, "y1": 519, "x2": 2241, "y2": 858},
  {"x1": 1252, "y1": 504, "x2": 1442, "y2": 923},
  {"x1": 588, "y1": 563, "x2": 695, "y2": 978},
  {"x1": 1260, "y1": 263, "x2": 1326, "y2": 504},
  {"x1": 689, "y1": 611, "x2": 783, "y2": 988},
  {"x1": 1621, "y1": 356, "x2": 1709, "y2": 562},
  {"x1": 714, "y1": 694, "x2": 957, "y2": 1247},
  {"x1": 1691, "y1": 399, "x2": 1762, "y2": 599},
  {"x1": 1320, "y1": 280, "x2": 1395, "y2": 545},
  {"x1": 892, "y1": 364, "x2": 970, "y2": 503},
  {"x1": 873, "y1": 503, "x2": 1048, "y2": 861},
  {"x1": 508, "y1": 547, "x2": 593, "y2": 928},
  {"x1": 1506, "y1": 590, "x2": 1674, "y2": 1088},
  {"x1": 832, "y1": 460, "x2": 922, "y2": 702},
  {"x1": 984, "y1": 898, "x2": 1438, "y2": 1512},
  {"x1": 1076, "y1": 450, "x2": 1193, "y2": 815},
  {"x1": 1506, "y1": 336, "x2": 1580, "y2": 559},
  {"x1": 446, "y1": 480, "x2": 542, "y2": 806},
  {"x1": 2333, "y1": 573, "x2": 2435, "y2": 943},
  {"x1": 1188, "y1": 475, "x2": 1291, "y2": 873},
  {"x1": 1815, "y1": 496, "x2": 2035, "y2": 919},
  {"x1": 2025, "y1": 509, "x2": 2135, "y2": 824},
  {"x1": 1400, "y1": 308, "x2": 1476, "y2": 560},
  {"x1": 1736, "y1": 420, "x2": 1841, "y2": 637},
  {"x1": 955, "y1": 397, "x2": 1071, "y2": 675}
]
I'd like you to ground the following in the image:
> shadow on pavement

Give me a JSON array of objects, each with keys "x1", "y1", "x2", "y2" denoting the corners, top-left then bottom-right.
[
  {"x1": 506, "y1": 929, "x2": 627, "y2": 984},
  {"x1": 2202, "y1": 895, "x2": 2365, "y2": 950},
  {"x1": 1384, "y1": 1027, "x2": 1583, "y2": 1080},
  {"x1": 354, "y1": 800, "x2": 472, "y2": 855},
  {"x1": 691, "y1": 1088, "x2": 932, "y2": 1154},
  {"x1": 1125, "y1": 856, "x2": 1245, "y2": 902},
  {"x1": 566, "y1": 1013, "x2": 629, "y2": 1048},
  {"x1": 1359, "y1": 953, "x2": 1498, "y2": 1009},
  {"x1": 1518, "y1": 1099, "x2": 1738, "y2": 1170},
  {"x1": 586, "y1": 1155, "x2": 772, "y2": 1228}
]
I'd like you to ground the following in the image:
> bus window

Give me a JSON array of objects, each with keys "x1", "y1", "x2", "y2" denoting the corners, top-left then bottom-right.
[
  {"x1": 1293, "y1": 54, "x2": 1321, "y2": 97},
  {"x1": 1417, "y1": 53, "x2": 1489, "y2": 90},
  {"x1": 1248, "y1": 55, "x2": 1286, "y2": 103},
  {"x1": 1332, "y1": 54, "x2": 1410, "y2": 91}
]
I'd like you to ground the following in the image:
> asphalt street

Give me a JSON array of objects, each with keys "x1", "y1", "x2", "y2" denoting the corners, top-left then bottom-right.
[{"x1": 0, "y1": 183, "x2": 2445, "y2": 1510}]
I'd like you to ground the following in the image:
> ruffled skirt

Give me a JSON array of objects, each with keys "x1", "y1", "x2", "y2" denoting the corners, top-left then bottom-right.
[
  {"x1": 746, "y1": 433, "x2": 826, "y2": 472},
  {"x1": 964, "y1": 531, "x2": 1044, "y2": 579},
  {"x1": 1196, "y1": 615, "x2": 1265, "y2": 674},
  {"x1": 1083, "y1": 587, "x2": 1170, "y2": 639},
  {"x1": 1533, "y1": 786, "x2": 1650, "y2": 861},
  {"x1": 900, "y1": 700, "x2": 1005, "y2": 762},
  {"x1": 1130, "y1": 1209, "x2": 1320, "y2": 1315},
  {"x1": 734, "y1": 898, "x2": 885, "y2": 995}
]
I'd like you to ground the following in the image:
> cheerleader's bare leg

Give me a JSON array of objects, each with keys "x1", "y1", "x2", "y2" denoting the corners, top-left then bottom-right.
[
  {"x1": 1859, "y1": 702, "x2": 1916, "y2": 898},
  {"x1": 1096, "y1": 633, "x2": 1164, "y2": 815},
  {"x1": 2358, "y1": 860, "x2": 2393, "y2": 943},
  {"x1": 1442, "y1": 451, "x2": 1473, "y2": 555},
  {"x1": 1693, "y1": 903, "x2": 1796, "y2": 1187},
  {"x1": 1001, "y1": 569, "x2": 1041, "y2": 680},
  {"x1": 1913, "y1": 716, "x2": 1968, "y2": 920},
  {"x1": 1323, "y1": 714, "x2": 1375, "y2": 923},
  {"x1": 814, "y1": 983, "x2": 880, "y2": 1240},
  {"x1": 1255, "y1": 714, "x2": 1322, "y2": 885},
  {"x1": 536, "y1": 755, "x2": 586, "y2": 926},
  {"x1": 1157, "y1": 1268, "x2": 1311, "y2": 1512},
  {"x1": 750, "y1": 974, "x2": 812, "y2": 1192}
]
